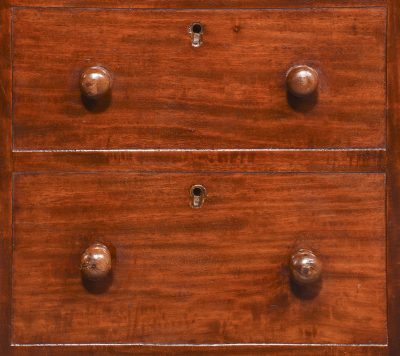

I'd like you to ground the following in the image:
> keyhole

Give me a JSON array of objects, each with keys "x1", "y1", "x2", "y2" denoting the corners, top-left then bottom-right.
[
  {"x1": 191, "y1": 23, "x2": 203, "y2": 34},
  {"x1": 190, "y1": 185, "x2": 206, "y2": 208},
  {"x1": 188, "y1": 22, "x2": 204, "y2": 48}
]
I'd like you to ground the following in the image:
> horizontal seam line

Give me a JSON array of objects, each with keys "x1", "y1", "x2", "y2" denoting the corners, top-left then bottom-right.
[
  {"x1": 11, "y1": 6, "x2": 387, "y2": 11},
  {"x1": 12, "y1": 343, "x2": 389, "y2": 347},
  {"x1": 13, "y1": 148, "x2": 386, "y2": 153}
]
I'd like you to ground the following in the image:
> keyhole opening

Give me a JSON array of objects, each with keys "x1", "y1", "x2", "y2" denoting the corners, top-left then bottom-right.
[
  {"x1": 190, "y1": 185, "x2": 206, "y2": 208},
  {"x1": 192, "y1": 186, "x2": 203, "y2": 197},
  {"x1": 190, "y1": 23, "x2": 203, "y2": 34},
  {"x1": 189, "y1": 22, "x2": 204, "y2": 48}
]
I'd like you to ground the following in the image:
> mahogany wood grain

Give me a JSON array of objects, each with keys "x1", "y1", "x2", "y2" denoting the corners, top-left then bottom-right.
[
  {"x1": 0, "y1": 0, "x2": 396, "y2": 354},
  {"x1": 387, "y1": 0, "x2": 400, "y2": 355},
  {"x1": 12, "y1": 8, "x2": 386, "y2": 150},
  {"x1": 0, "y1": 1, "x2": 13, "y2": 356},
  {"x1": 9, "y1": 345, "x2": 389, "y2": 355},
  {"x1": 12, "y1": 173, "x2": 386, "y2": 345},
  {"x1": 9, "y1": 0, "x2": 387, "y2": 9},
  {"x1": 13, "y1": 150, "x2": 386, "y2": 173}
]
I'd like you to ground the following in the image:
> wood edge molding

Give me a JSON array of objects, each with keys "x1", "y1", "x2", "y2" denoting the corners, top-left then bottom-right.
[
  {"x1": 12, "y1": 150, "x2": 386, "y2": 173},
  {"x1": 7, "y1": 0, "x2": 387, "y2": 9},
  {"x1": 0, "y1": 2, "x2": 13, "y2": 356},
  {"x1": 9, "y1": 344, "x2": 389, "y2": 355},
  {"x1": 387, "y1": 0, "x2": 400, "y2": 355}
]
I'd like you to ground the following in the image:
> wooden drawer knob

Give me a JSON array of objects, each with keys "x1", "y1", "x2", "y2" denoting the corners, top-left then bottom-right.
[
  {"x1": 80, "y1": 66, "x2": 112, "y2": 98},
  {"x1": 289, "y1": 249, "x2": 322, "y2": 285},
  {"x1": 80, "y1": 243, "x2": 112, "y2": 281},
  {"x1": 286, "y1": 65, "x2": 319, "y2": 97}
]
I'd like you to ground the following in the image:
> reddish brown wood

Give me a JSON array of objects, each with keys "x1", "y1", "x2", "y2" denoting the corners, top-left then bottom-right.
[
  {"x1": 0, "y1": 0, "x2": 397, "y2": 354},
  {"x1": 12, "y1": 150, "x2": 386, "y2": 173},
  {"x1": 387, "y1": 0, "x2": 400, "y2": 355},
  {"x1": 0, "y1": 2, "x2": 12, "y2": 356},
  {"x1": 12, "y1": 8, "x2": 386, "y2": 150},
  {"x1": 9, "y1": 345, "x2": 390, "y2": 355},
  {"x1": 12, "y1": 173, "x2": 386, "y2": 345},
  {"x1": 8, "y1": 0, "x2": 387, "y2": 8}
]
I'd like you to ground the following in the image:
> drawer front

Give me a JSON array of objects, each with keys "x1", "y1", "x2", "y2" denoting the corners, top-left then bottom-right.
[
  {"x1": 12, "y1": 173, "x2": 386, "y2": 344},
  {"x1": 13, "y1": 8, "x2": 385, "y2": 150}
]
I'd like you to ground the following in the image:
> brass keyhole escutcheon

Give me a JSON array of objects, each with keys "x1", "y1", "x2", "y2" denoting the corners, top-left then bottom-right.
[
  {"x1": 188, "y1": 22, "x2": 204, "y2": 48},
  {"x1": 190, "y1": 185, "x2": 207, "y2": 208}
]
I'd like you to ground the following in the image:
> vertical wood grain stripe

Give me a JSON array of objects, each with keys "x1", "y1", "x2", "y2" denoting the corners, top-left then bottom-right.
[
  {"x1": 0, "y1": 1, "x2": 13, "y2": 355},
  {"x1": 386, "y1": 0, "x2": 400, "y2": 355}
]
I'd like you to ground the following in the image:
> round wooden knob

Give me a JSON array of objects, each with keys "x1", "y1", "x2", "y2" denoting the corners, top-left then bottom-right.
[
  {"x1": 286, "y1": 65, "x2": 319, "y2": 97},
  {"x1": 80, "y1": 66, "x2": 112, "y2": 98},
  {"x1": 80, "y1": 243, "x2": 112, "y2": 281},
  {"x1": 289, "y1": 249, "x2": 322, "y2": 285}
]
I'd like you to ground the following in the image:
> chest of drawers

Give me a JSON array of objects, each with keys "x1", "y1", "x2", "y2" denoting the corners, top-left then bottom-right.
[{"x1": 1, "y1": 0, "x2": 399, "y2": 355}]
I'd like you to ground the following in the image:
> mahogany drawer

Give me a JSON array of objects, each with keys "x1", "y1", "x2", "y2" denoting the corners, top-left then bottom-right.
[
  {"x1": 12, "y1": 173, "x2": 386, "y2": 345},
  {"x1": 12, "y1": 8, "x2": 385, "y2": 150}
]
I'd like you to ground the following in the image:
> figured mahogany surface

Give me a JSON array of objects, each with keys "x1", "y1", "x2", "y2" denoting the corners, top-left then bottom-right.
[
  {"x1": 8, "y1": 345, "x2": 390, "y2": 356},
  {"x1": 13, "y1": 8, "x2": 385, "y2": 150},
  {"x1": 12, "y1": 149, "x2": 386, "y2": 173},
  {"x1": 386, "y1": 0, "x2": 400, "y2": 354},
  {"x1": 0, "y1": 0, "x2": 397, "y2": 354},
  {"x1": 9, "y1": 0, "x2": 387, "y2": 8},
  {"x1": 12, "y1": 173, "x2": 386, "y2": 345}
]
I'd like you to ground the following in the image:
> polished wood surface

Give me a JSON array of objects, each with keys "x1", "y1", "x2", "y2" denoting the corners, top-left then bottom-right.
[
  {"x1": 9, "y1": 345, "x2": 389, "y2": 356},
  {"x1": 387, "y1": 0, "x2": 400, "y2": 354},
  {"x1": 0, "y1": 0, "x2": 397, "y2": 354},
  {"x1": 12, "y1": 149, "x2": 386, "y2": 173},
  {"x1": 0, "y1": 1, "x2": 13, "y2": 356},
  {"x1": 9, "y1": 0, "x2": 387, "y2": 8},
  {"x1": 12, "y1": 173, "x2": 386, "y2": 344},
  {"x1": 13, "y1": 8, "x2": 385, "y2": 150}
]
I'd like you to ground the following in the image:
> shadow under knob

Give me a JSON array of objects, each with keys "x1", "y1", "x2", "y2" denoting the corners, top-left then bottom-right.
[
  {"x1": 80, "y1": 66, "x2": 112, "y2": 99},
  {"x1": 289, "y1": 248, "x2": 322, "y2": 285},
  {"x1": 80, "y1": 243, "x2": 112, "y2": 281},
  {"x1": 286, "y1": 65, "x2": 319, "y2": 97}
]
